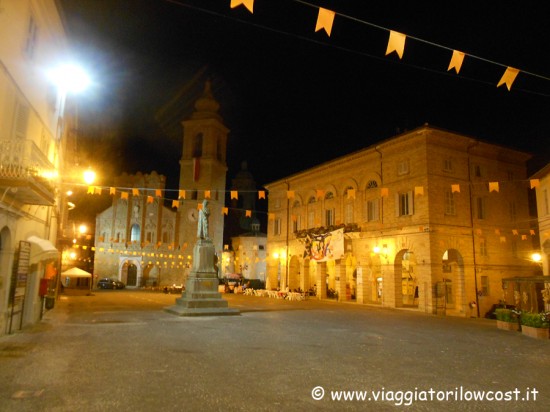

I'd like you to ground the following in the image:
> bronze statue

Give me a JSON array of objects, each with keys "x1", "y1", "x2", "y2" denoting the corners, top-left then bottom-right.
[{"x1": 197, "y1": 199, "x2": 210, "y2": 239}]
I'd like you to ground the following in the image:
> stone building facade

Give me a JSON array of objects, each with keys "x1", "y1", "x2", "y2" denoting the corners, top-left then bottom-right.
[
  {"x1": 532, "y1": 163, "x2": 550, "y2": 277},
  {"x1": 93, "y1": 172, "x2": 182, "y2": 287},
  {"x1": 264, "y1": 125, "x2": 537, "y2": 317},
  {"x1": 1, "y1": 0, "x2": 71, "y2": 335}
]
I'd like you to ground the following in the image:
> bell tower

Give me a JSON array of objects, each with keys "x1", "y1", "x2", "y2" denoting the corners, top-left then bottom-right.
[{"x1": 177, "y1": 81, "x2": 228, "y2": 263}]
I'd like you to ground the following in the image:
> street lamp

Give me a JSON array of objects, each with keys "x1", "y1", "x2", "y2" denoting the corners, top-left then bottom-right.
[{"x1": 48, "y1": 62, "x2": 91, "y2": 300}]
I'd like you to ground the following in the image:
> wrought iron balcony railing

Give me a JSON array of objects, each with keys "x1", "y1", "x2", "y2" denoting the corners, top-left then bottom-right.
[{"x1": 0, "y1": 139, "x2": 57, "y2": 205}]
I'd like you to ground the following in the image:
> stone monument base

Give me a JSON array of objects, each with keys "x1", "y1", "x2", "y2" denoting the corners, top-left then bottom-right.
[{"x1": 164, "y1": 239, "x2": 240, "y2": 317}]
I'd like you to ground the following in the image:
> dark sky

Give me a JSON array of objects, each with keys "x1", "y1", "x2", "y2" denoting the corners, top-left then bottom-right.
[{"x1": 59, "y1": 0, "x2": 550, "y2": 192}]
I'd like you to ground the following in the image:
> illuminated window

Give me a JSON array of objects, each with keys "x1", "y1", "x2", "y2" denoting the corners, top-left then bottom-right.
[
  {"x1": 24, "y1": 14, "x2": 38, "y2": 59},
  {"x1": 475, "y1": 197, "x2": 487, "y2": 220},
  {"x1": 397, "y1": 160, "x2": 410, "y2": 176},
  {"x1": 396, "y1": 191, "x2": 414, "y2": 216},
  {"x1": 273, "y1": 218, "x2": 281, "y2": 236},
  {"x1": 480, "y1": 239, "x2": 488, "y2": 257},
  {"x1": 325, "y1": 208, "x2": 335, "y2": 226},
  {"x1": 308, "y1": 211, "x2": 315, "y2": 228},
  {"x1": 344, "y1": 203, "x2": 354, "y2": 224},
  {"x1": 130, "y1": 224, "x2": 140, "y2": 242},
  {"x1": 481, "y1": 276, "x2": 489, "y2": 296},
  {"x1": 444, "y1": 190, "x2": 456, "y2": 215}
]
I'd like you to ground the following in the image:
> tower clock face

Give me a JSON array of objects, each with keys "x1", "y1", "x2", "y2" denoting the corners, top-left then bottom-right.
[{"x1": 187, "y1": 208, "x2": 198, "y2": 222}]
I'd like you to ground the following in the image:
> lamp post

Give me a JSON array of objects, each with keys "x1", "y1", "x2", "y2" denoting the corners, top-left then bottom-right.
[{"x1": 48, "y1": 63, "x2": 91, "y2": 300}]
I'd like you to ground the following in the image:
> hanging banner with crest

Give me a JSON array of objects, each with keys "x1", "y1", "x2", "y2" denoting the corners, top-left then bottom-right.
[{"x1": 303, "y1": 228, "x2": 344, "y2": 262}]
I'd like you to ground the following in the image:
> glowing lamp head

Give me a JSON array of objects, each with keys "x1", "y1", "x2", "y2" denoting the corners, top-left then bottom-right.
[
  {"x1": 83, "y1": 169, "x2": 96, "y2": 185},
  {"x1": 48, "y1": 63, "x2": 90, "y2": 94}
]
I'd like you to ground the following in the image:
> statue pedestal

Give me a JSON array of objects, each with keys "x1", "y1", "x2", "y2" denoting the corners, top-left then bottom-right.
[{"x1": 164, "y1": 239, "x2": 239, "y2": 317}]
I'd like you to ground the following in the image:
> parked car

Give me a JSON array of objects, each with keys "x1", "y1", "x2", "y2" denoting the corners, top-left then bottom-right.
[
  {"x1": 113, "y1": 280, "x2": 125, "y2": 289},
  {"x1": 97, "y1": 278, "x2": 124, "y2": 289}
]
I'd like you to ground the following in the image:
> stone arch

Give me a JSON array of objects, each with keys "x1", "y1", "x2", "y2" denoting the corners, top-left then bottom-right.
[
  {"x1": 395, "y1": 249, "x2": 418, "y2": 307},
  {"x1": 439, "y1": 248, "x2": 466, "y2": 315},
  {"x1": 288, "y1": 254, "x2": 300, "y2": 291},
  {"x1": 119, "y1": 257, "x2": 143, "y2": 288},
  {"x1": 361, "y1": 172, "x2": 382, "y2": 192}
]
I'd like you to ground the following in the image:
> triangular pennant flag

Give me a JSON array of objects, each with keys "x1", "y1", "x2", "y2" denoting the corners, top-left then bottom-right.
[
  {"x1": 414, "y1": 186, "x2": 424, "y2": 196},
  {"x1": 268, "y1": 212, "x2": 275, "y2": 221},
  {"x1": 222, "y1": 207, "x2": 228, "y2": 215},
  {"x1": 231, "y1": 191, "x2": 238, "y2": 200},
  {"x1": 380, "y1": 188, "x2": 389, "y2": 197},
  {"x1": 110, "y1": 187, "x2": 116, "y2": 195},
  {"x1": 121, "y1": 192, "x2": 129, "y2": 200},
  {"x1": 451, "y1": 184, "x2": 460, "y2": 193},
  {"x1": 245, "y1": 210, "x2": 252, "y2": 217},
  {"x1": 287, "y1": 190, "x2": 295, "y2": 199},
  {"x1": 132, "y1": 188, "x2": 139, "y2": 196},
  {"x1": 512, "y1": 229, "x2": 519, "y2": 235},
  {"x1": 385, "y1": 31, "x2": 406, "y2": 59},
  {"x1": 448, "y1": 50, "x2": 465, "y2": 73},
  {"x1": 87, "y1": 186, "x2": 94, "y2": 194},
  {"x1": 155, "y1": 189, "x2": 162, "y2": 197},
  {"x1": 258, "y1": 190, "x2": 266, "y2": 199},
  {"x1": 147, "y1": 196, "x2": 153, "y2": 204},
  {"x1": 497, "y1": 67, "x2": 519, "y2": 90},
  {"x1": 171, "y1": 200, "x2": 179, "y2": 208},
  {"x1": 489, "y1": 182, "x2": 499, "y2": 192},
  {"x1": 178, "y1": 190, "x2": 186, "y2": 199},
  {"x1": 204, "y1": 190, "x2": 211, "y2": 199},
  {"x1": 500, "y1": 236, "x2": 506, "y2": 243},
  {"x1": 230, "y1": 0, "x2": 254, "y2": 13},
  {"x1": 316, "y1": 189, "x2": 325, "y2": 200},
  {"x1": 530, "y1": 229, "x2": 535, "y2": 236},
  {"x1": 521, "y1": 235, "x2": 527, "y2": 240},
  {"x1": 347, "y1": 189, "x2": 355, "y2": 200},
  {"x1": 315, "y1": 7, "x2": 335, "y2": 36},
  {"x1": 530, "y1": 179, "x2": 540, "y2": 189}
]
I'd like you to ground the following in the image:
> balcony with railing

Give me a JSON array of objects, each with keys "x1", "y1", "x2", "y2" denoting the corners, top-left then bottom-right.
[{"x1": 0, "y1": 139, "x2": 57, "y2": 205}]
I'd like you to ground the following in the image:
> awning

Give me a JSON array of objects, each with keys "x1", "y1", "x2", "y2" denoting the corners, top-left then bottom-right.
[
  {"x1": 61, "y1": 267, "x2": 92, "y2": 278},
  {"x1": 27, "y1": 235, "x2": 59, "y2": 263}
]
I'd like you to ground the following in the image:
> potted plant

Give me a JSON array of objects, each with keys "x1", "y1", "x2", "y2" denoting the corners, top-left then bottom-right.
[
  {"x1": 520, "y1": 311, "x2": 550, "y2": 339},
  {"x1": 494, "y1": 308, "x2": 520, "y2": 331}
]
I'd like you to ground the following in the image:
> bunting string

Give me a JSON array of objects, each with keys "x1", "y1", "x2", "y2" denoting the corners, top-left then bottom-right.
[
  {"x1": 75, "y1": 175, "x2": 544, "y2": 243},
  {"x1": 163, "y1": 0, "x2": 550, "y2": 94}
]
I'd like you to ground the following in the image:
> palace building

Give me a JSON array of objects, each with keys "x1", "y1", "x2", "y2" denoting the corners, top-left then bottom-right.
[{"x1": 264, "y1": 125, "x2": 538, "y2": 317}]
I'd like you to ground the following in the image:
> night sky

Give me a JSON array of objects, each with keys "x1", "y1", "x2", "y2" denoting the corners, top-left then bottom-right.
[{"x1": 59, "y1": 0, "x2": 550, "y2": 194}]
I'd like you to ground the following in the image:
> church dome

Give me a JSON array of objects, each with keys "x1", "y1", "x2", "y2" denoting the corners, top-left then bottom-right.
[{"x1": 191, "y1": 80, "x2": 221, "y2": 121}]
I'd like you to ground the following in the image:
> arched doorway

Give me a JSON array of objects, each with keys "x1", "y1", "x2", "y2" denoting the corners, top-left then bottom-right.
[
  {"x1": 395, "y1": 249, "x2": 418, "y2": 306},
  {"x1": 120, "y1": 258, "x2": 142, "y2": 288},
  {"x1": 288, "y1": 255, "x2": 300, "y2": 291},
  {"x1": 439, "y1": 249, "x2": 465, "y2": 314},
  {"x1": 368, "y1": 254, "x2": 382, "y2": 303},
  {"x1": 127, "y1": 263, "x2": 138, "y2": 286}
]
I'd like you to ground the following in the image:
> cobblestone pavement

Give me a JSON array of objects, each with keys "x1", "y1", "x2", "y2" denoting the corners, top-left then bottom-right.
[{"x1": 1, "y1": 290, "x2": 549, "y2": 412}]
